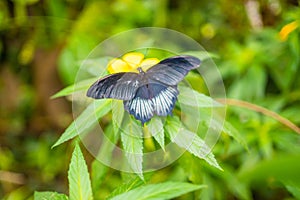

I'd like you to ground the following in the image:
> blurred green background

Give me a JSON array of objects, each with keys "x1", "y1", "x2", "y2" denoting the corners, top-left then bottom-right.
[{"x1": 1, "y1": 0, "x2": 300, "y2": 199}]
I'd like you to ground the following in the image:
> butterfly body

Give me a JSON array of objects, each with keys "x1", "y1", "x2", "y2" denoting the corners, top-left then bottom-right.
[{"x1": 87, "y1": 55, "x2": 201, "y2": 125}]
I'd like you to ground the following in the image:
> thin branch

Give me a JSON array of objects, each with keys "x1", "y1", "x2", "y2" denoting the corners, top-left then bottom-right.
[
  {"x1": 0, "y1": 170, "x2": 26, "y2": 185},
  {"x1": 217, "y1": 98, "x2": 300, "y2": 135}
]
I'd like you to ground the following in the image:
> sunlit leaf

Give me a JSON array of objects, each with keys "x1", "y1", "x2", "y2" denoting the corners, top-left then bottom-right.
[
  {"x1": 112, "y1": 100, "x2": 125, "y2": 135},
  {"x1": 68, "y1": 144, "x2": 93, "y2": 200},
  {"x1": 120, "y1": 114, "x2": 144, "y2": 179},
  {"x1": 147, "y1": 117, "x2": 165, "y2": 150},
  {"x1": 52, "y1": 99, "x2": 111, "y2": 148},
  {"x1": 107, "y1": 174, "x2": 152, "y2": 199},
  {"x1": 110, "y1": 182, "x2": 206, "y2": 200},
  {"x1": 51, "y1": 78, "x2": 97, "y2": 99},
  {"x1": 34, "y1": 191, "x2": 68, "y2": 200},
  {"x1": 165, "y1": 117, "x2": 222, "y2": 170},
  {"x1": 178, "y1": 85, "x2": 222, "y2": 108}
]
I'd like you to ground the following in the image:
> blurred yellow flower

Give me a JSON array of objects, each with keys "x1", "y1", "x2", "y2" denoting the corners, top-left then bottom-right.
[
  {"x1": 107, "y1": 52, "x2": 160, "y2": 74},
  {"x1": 279, "y1": 21, "x2": 299, "y2": 41}
]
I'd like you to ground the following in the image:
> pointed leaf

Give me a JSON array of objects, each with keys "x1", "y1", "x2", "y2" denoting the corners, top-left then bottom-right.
[
  {"x1": 52, "y1": 99, "x2": 111, "y2": 148},
  {"x1": 34, "y1": 191, "x2": 68, "y2": 200},
  {"x1": 165, "y1": 117, "x2": 221, "y2": 170},
  {"x1": 51, "y1": 78, "x2": 97, "y2": 99},
  {"x1": 203, "y1": 118, "x2": 248, "y2": 150},
  {"x1": 110, "y1": 182, "x2": 206, "y2": 200},
  {"x1": 112, "y1": 100, "x2": 125, "y2": 135},
  {"x1": 178, "y1": 85, "x2": 222, "y2": 108},
  {"x1": 107, "y1": 174, "x2": 151, "y2": 199},
  {"x1": 68, "y1": 144, "x2": 93, "y2": 200},
  {"x1": 120, "y1": 115, "x2": 144, "y2": 179},
  {"x1": 147, "y1": 117, "x2": 165, "y2": 150},
  {"x1": 222, "y1": 121, "x2": 248, "y2": 150}
]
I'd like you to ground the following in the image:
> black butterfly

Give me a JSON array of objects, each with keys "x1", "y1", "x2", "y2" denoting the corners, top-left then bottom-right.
[{"x1": 87, "y1": 55, "x2": 201, "y2": 125}]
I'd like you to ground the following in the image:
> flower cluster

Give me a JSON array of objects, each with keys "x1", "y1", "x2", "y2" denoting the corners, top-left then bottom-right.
[{"x1": 107, "y1": 52, "x2": 160, "y2": 74}]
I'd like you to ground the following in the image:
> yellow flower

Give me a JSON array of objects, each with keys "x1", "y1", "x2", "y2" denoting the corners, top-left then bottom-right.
[
  {"x1": 279, "y1": 21, "x2": 299, "y2": 41},
  {"x1": 107, "y1": 52, "x2": 160, "y2": 74}
]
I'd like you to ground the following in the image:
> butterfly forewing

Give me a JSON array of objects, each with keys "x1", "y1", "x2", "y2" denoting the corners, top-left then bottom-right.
[
  {"x1": 87, "y1": 55, "x2": 201, "y2": 125},
  {"x1": 87, "y1": 72, "x2": 140, "y2": 100},
  {"x1": 146, "y1": 55, "x2": 201, "y2": 86}
]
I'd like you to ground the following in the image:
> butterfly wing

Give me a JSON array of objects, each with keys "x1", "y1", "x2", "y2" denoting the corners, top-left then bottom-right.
[
  {"x1": 124, "y1": 83, "x2": 178, "y2": 124},
  {"x1": 146, "y1": 55, "x2": 201, "y2": 86},
  {"x1": 87, "y1": 72, "x2": 141, "y2": 100}
]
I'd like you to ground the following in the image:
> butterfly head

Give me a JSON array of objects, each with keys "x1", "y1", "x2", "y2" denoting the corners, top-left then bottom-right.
[{"x1": 137, "y1": 67, "x2": 145, "y2": 74}]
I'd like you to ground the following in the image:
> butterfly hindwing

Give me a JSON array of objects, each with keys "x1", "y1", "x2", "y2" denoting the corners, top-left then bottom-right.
[
  {"x1": 87, "y1": 55, "x2": 201, "y2": 125},
  {"x1": 146, "y1": 55, "x2": 201, "y2": 86},
  {"x1": 124, "y1": 83, "x2": 179, "y2": 124},
  {"x1": 152, "y1": 86, "x2": 178, "y2": 116},
  {"x1": 87, "y1": 72, "x2": 140, "y2": 100}
]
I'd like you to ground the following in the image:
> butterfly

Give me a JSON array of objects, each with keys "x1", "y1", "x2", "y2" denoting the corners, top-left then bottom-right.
[{"x1": 87, "y1": 55, "x2": 201, "y2": 125}]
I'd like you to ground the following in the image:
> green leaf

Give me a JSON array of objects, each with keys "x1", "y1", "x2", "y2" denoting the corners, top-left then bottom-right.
[
  {"x1": 200, "y1": 108, "x2": 248, "y2": 150},
  {"x1": 107, "y1": 175, "x2": 151, "y2": 199},
  {"x1": 120, "y1": 114, "x2": 144, "y2": 179},
  {"x1": 68, "y1": 144, "x2": 93, "y2": 200},
  {"x1": 51, "y1": 78, "x2": 97, "y2": 99},
  {"x1": 178, "y1": 85, "x2": 222, "y2": 108},
  {"x1": 284, "y1": 180, "x2": 300, "y2": 199},
  {"x1": 52, "y1": 99, "x2": 111, "y2": 148},
  {"x1": 222, "y1": 121, "x2": 248, "y2": 150},
  {"x1": 110, "y1": 182, "x2": 206, "y2": 200},
  {"x1": 91, "y1": 160, "x2": 108, "y2": 192},
  {"x1": 81, "y1": 57, "x2": 110, "y2": 77},
  {"x1": 34, "y1": 191, "x2": 68, "y2": 200},
  {"x1": 238, "y1": 154, "x2": 300, "y2": 184},
  {"x1": 202, "y1": 117, "x2": 248, "y2": 150},
  {"x1": 112, "y1": 100, "x2": 125, "y2": 135},
  {"x1": 92, "y1": 123, "x2": 119, "y2": 190},
  {"x1": 165, "y1": 117, "x2": 222, "y2": 170},
  {"x1": 220, "y1": 165, "x2": 252, "y2": 200},
  {"x1": 147, "y1": 117, "x2": 165, "y2": 150}
]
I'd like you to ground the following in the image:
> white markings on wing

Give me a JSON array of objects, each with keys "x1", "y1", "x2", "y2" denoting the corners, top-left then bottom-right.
[
  {"x1": 126, "y1": 97, "x2": 154, "y2": 124},
  {"x1": 124, "y1": 86, "x2": 178, "y2": 124},
  {"x1": 152, "y1": 87, "x2": 178, "y2": 116}
]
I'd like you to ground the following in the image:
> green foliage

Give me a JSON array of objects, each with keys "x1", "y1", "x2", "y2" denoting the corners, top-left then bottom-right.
[
  {"x1": 120, "y1": 114, "x2": 144, "y2": 179},
  {"x1": 147, "y1": 117, "x2": 165, "y2": 150},
  {"x1": 52, "y1": 99, "x2": 111, "y2": 148},
  {"x1": 34, "y1": 144, "x2": 92, "y2": 200},
  {"x1": 34, "y1": 192, "x2": 68, "y2": 200},
  {"x1": 109, "y1": 182, "x2": 206, "y2": 200},
  {"x1": 165, "y1": 116, "x2": 221, "y2": 170},
  {"x1": 1, "y1": 1, "x2": 300, "y2": 199},
  {"x1": 68, "y1": 144, "x2": 93, "y2": 200}
]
